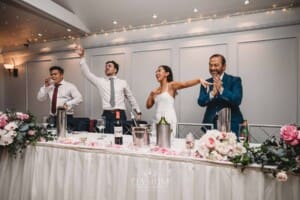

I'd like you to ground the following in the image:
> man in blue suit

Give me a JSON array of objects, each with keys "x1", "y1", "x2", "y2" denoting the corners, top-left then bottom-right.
[{"x1": 198, "y1": 54, "x2": 243, "y2": 136}]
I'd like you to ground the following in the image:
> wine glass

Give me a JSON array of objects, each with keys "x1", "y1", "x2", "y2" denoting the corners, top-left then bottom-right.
[
  {"x1": 42, "y1": 116, "x2": 49, "y2": 129},
  {"x1": 96, "y1": 116, "x2": 106, "y2": 139}
]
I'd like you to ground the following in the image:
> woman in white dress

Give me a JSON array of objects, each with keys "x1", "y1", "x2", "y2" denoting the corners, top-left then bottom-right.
[{"x1": 146, "y1": 65, "x2": 210, "y2": 137}]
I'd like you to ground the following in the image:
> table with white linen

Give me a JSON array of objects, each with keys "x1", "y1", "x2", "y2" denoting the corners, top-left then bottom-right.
[{"x1": 0, "y1": 133, "x2": 299, "y2": 200}]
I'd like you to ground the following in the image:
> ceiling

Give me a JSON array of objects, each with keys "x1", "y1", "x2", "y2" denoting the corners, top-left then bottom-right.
[{"x1": 0, "y1": 0, "x2": 299, "y2": 53}]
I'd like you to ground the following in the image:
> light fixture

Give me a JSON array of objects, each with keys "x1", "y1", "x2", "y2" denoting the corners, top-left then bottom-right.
[
  {"x1": 193, "y1": 8, "x2": 198, "y2": 13},
  {"x1": 3, "y1": 58, "x2": 18, "y2": 77},
  {"x1": 244, "y1": 0, "x2": 250, "y2": 5},
  {"x1": 152, "y1": 14, "x2": 157, "y2": 19},
  {"x1": 113, "y1": 20, "x2": 118, "y2": 25}
]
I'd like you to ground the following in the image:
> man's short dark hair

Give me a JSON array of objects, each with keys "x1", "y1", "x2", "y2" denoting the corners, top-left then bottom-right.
[
  {"x1": 210, "y1": 54, "x2": 226, "y2": 66},
  {"x1": 49, "y1": 66, "x2": 64, "y2": 74},
  {"x1": 106, "y1": 61, "x2": 119, "y2": 74}
]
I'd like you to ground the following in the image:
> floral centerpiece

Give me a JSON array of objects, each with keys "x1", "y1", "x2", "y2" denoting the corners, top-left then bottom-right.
[
  {"x1": 0, "y1": 110, "x2": 54, "y2": 156},
  {"x1": 196, "y1": 130, "x2": 246, "y2": 161},
  {"x1": 230, "y1": 124, "x2": 300, "y2": 181}
]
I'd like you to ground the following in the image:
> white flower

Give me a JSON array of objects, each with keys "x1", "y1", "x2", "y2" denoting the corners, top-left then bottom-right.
[
  {"x1": 208, "y1": 151, "x2": 224, "y2": 161},
  {"x1": 197, "y1": 129, "x2": 241, "y2": 161},
  {"x1": 198, "y1": 144, "x2": 210, "y2": 158},
  {"x1": 0, "y1": 131, "x2": 14, "y2": 146},
  {"x1": 4, "y1": 121, "x2": 18, "y2": 131},
  {"x1": 228, "y1": 143, "x2": 246, "y2": 157},
  {"x1": 0, "y1": 129, "x2": 6, "y2": 136},
  {"x1": 216, "y1": 142, "x2": 231, "y2": 155},
  {"x1": 276, "y1": 171, "x2": 288, "y2": 182}
]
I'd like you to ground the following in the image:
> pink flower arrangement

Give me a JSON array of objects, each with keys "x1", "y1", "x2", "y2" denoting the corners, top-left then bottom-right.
[
  {"x1": 280, "y1": 124, "x2": 300, "y2": 146},
  {"x1": 0, "y1": 110, "x2": 54, "y2": 155},
  {"x1": 197, "y1": 130, "x2": 246, "y2": 161}
]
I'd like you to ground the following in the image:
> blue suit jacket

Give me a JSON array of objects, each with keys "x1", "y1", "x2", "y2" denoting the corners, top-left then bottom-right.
[{"x1": 198, "y1": 73, "x2": 244, "y2": 135}]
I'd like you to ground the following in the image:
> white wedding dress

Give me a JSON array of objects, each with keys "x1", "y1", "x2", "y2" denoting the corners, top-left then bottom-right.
[{"x1": 152, "y1": 85, "x2": 177, "y2": 137}]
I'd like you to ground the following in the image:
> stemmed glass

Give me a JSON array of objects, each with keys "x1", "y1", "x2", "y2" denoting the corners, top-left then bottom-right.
[
  {"x1": 96, "y1": 116, "x2": 106, "y2": 139},
  {"x1": 42, "y1": 116, "x2": 49, "y2": 129}
]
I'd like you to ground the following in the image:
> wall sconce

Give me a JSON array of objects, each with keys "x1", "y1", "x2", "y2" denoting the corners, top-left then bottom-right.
[{"x1": 3, "y1": 58, "x2": 18, "y2": 77}]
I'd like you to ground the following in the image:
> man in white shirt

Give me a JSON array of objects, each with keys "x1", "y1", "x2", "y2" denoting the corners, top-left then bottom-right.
[
  {"x1": 76, "y1": 47, "x2": 142, "y2": 133},
  {"x1": 37, "y1": 66, "x2": 83, "y2": 131}
]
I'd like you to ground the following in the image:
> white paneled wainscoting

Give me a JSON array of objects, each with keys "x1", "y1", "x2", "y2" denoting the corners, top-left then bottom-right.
[{"x1": 1, "y1": 12, "x2": 300, "y2": 127}]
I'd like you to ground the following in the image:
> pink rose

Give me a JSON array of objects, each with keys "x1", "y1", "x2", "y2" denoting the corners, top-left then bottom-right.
[
  {"x1": 0, "y1": 115, "x2": 8, "y2": 128},
  {"x1": 205, "y1": 137, "x2": 216, "y2": 149},
  {"x1": 289, "y1": 139, "x2": 299, "y2": 146},
  {"x1": 276, "y1": 171, "x2": 288, "y2": 182},
  {"x1": 280, "y1": 125, "x2": 298, "y2": 142},
  {"x1": 39, "y1": 137, "x2": 46, "y2": 142},
  {"x1": 22, "y1": 114, "x2": 29, "y2": 120},
  {"x1": 219, "y1": 132, "x2": 228, "y2": 140},
  {"x1": 16, "y1": 112, "x2": 29, "y2": 120},
  {"x1": 27, "y1": 130, "x2": 36, "y2": 136}
]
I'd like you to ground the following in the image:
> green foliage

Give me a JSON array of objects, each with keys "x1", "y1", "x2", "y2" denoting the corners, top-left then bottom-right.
[{"x1": 230, "y1": 136, "x2": 300, "y2": 175}]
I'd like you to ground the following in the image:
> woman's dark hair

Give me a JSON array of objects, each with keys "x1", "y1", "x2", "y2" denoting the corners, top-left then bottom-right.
[{"x1": 159, "y1": 65, "x2": 173, "y2": 82}]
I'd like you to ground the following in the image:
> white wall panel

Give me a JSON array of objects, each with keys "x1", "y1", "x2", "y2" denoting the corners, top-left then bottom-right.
[
  {"x1": 89, "y1": 53, "x2": 125, "y2": 119},
  {"x1": 131, "y1": 49, "x2": 172, "y2": 122},
  {"x1": 238, "y1": 38, "x2": 298, "y2": 124},
  {"x1": 1, "y1": 24, "x2": 299, "y2": 128},
  {"x1": 3, "y1": 64, "x2": 26, "y2": 112},
  {"x1": 0, "y1": 68, "x2": 4, "y2": 110},
  {"x1": 27, "y1": 60, "x2": 52, "y2": 122},
  {"x1": 179, "y1": 44, "x2": 227, "y2": 123}
]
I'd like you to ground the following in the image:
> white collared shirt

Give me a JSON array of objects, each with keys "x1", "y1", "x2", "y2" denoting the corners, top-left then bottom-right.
[
  {"x1": 37, "y1": 80, "x2": 83, "y2": 115},
  {"x1": 80, "y1": 58, "x2": 141, "y2": 113}
]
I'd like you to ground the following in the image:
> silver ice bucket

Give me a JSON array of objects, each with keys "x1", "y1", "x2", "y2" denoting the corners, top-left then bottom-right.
[
  {"x1": 56, "y1": 107, "x2": 67, "y2": 137},
  {"x1": 156, "y1": 123, "x2": 171, "y2": 148},
  {"x1": 132, "y1": 127, "x2": 150, "y2": 147},
  {"x1": 217, "y1": 107, "x2": 231, "y2": 132}
]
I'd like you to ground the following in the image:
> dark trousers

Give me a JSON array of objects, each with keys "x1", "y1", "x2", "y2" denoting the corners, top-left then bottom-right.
[
  {"x1": 48, "y1": 115, "x2": 75, "y2": 132},
  {"x1": 102, "y1": 110, "x2": 126, "y2": 134}
]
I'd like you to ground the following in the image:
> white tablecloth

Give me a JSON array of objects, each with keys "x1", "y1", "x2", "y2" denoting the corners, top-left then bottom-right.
[{"x1": 0, "y1": 134, "x2": 299, "y2": 200}]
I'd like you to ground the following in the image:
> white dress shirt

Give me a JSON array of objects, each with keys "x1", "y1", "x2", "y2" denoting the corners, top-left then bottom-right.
[
  {"x1": 37, "y1": 80, "x2": 83, "y2": 115},
  {"x1": 80, "y1": 58, "x2": 141, "y2": 113}
]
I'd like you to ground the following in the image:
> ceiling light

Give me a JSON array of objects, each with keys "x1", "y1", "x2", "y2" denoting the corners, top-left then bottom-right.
[
  {"x1": 67, "y1": 28, "x2": 72, "y2": 32},
  {"x1": 282, "y1": 8, "x2": 287, "y2": 12},
  {"x1": 152, "y1": 14, "x2": 157, "y2": 19},
  {"x1": 193, "y1": 8, "x2": 198, "y2": 13},
  {"x1": 113, "y1": 20, "x2": 118, "y2": 25},
  {"x1": 244, "y1": 0, "x2": 250, "y2": 5},
  {"x1": 38, "y1": 33, "x2": 43, "y2": 37}
]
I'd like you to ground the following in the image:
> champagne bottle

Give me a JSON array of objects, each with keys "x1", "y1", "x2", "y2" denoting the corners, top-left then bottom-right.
[
  {"x1": 158, "y1": 115, "x2": 168, "y2": 125},
  {"x1": 114, "y1": 111, "x2": 123, "y2": 145},
  {"x1": 239, "y1": 120, "x2": 249, "y2": 143}
]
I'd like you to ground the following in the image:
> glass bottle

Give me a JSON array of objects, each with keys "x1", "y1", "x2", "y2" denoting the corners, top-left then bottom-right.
[
  {"x1": 239, "y1": 120, "x2": 249, "y2": 143},
  {"x1": 114, "y1": 111, "x2": 123, "y2": 145}
]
